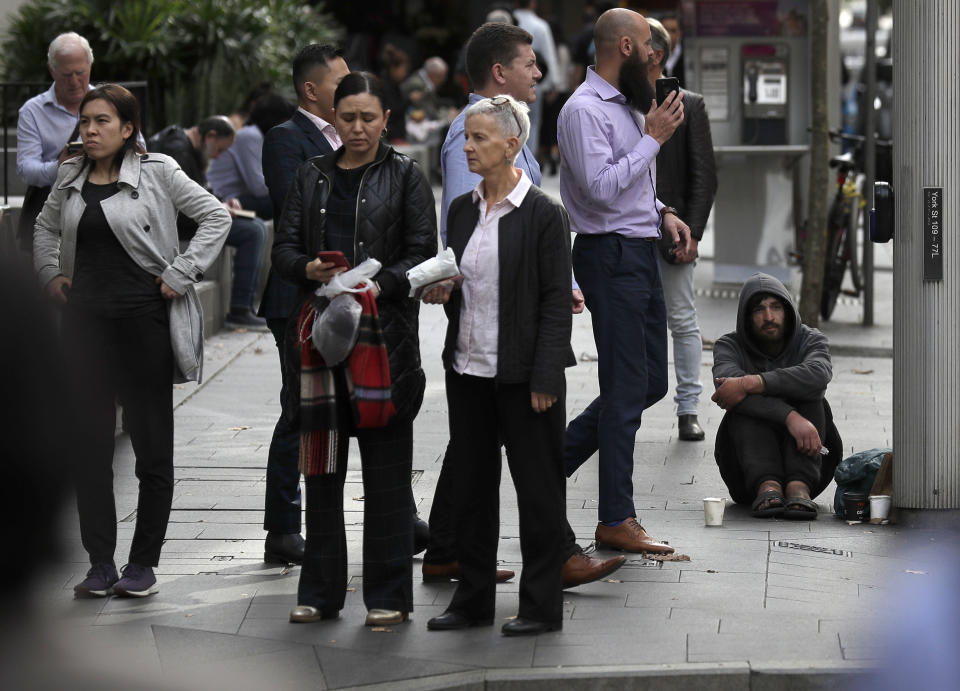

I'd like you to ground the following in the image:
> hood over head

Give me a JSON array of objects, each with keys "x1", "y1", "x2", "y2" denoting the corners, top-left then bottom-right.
[{"x1": 735, "y1": 272, "x2": 799, "y2": 356}]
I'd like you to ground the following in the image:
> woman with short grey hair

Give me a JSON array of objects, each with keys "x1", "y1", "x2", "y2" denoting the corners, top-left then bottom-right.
[
  {"x1": 421, "y1": 92, "x2": 576, "y2": 636},
  {"x1": 463, "y1": 93, "x2": 531, "y2": 154}
]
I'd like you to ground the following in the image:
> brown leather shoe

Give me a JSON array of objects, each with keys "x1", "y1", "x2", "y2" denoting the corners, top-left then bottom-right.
[
  {"x1": 595, "y1": 518, "x2": 674, "y2": 554},
  {"x1": 561, "y1": 552, "x2": 626, "y2": 589},
  {"x1": 422, "y1": 561, "x2": 515, "y2": 583}
]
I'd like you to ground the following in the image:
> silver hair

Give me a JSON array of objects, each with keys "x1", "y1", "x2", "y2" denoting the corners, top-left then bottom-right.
[
  {"x1": 424, "y1": 56, "x2": 448, "y2": 77},
  {"x1": 48, "y1": 32, "x2": 94, "y2": 68},
  {"x1": 646, "y1": 17, "x2": 671, "y2": 67},
  {"x1": 464, "y1": 94, "x2": 530, "y2": 160}
]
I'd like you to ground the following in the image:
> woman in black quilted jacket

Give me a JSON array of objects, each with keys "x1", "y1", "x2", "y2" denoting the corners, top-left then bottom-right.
[{"x1": 272, "y1": 71, "x2": 437, "y2": 627}]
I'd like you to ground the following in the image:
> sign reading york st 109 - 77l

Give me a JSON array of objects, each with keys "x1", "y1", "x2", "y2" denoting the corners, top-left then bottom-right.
[{"x1": 924, "y1": 187, "x2": 943, "y2": 281}]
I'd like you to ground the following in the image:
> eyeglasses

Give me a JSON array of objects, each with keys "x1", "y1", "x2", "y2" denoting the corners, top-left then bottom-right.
[{"x1": 490, "y1": 96, "x2": 522, "y2": 137}]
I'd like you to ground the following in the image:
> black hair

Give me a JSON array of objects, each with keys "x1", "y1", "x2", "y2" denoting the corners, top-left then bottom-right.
[
  {"x1": 465, "y1": 22, "x2": 534, "y2": 91},
  {"x1": 333, "y1": 71, "x2": 387, "y2": 111},
  {"x1": 292, "y1": 43, "x2": 343, "y2": 99},
  {"x1": 196, "y1": 116, "x2": 235, "y2": 139},
  {"x1": 237, "y1": 81, "x2": 274, "y2": 121},
  {"x1": 746, "y1": 291, "x2": 784, "y2": 314},
  {"x1": 249, "y1": 92, "x2": 295, "y2": 135},
  {"x1": 78, "y1": 84, "x2": 145, "y2": 174}
]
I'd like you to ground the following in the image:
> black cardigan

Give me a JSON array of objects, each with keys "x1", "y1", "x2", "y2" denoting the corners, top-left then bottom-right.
[{"x1": 442, "y1": 185, "x2": 576, "y2": 397}]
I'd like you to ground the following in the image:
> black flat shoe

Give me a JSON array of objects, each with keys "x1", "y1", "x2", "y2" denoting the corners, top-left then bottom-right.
[
  {"x1": 413, "y1": 515, "x2": 430, "y2": 555},
  {"x1": 501, "y1": 617, "x2": 561, "y2": 636},
  {"x1": 265, "y1": 532, "x2": 305, "y2": 565},
  {"x1": 678, "y1": 415, "x2": 705, "y2": 441},
  {"x1": 427, "y1": 611, "x2": 493, "y2": 631}
]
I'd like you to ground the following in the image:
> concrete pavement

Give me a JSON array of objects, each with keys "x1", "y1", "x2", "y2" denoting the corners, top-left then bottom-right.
[
  {"x1": 18, "y1": 257, "x2": 913, "y2": 690},
  {"x1": 15, "y1": 177, "x2": 910, "y2": 690}
]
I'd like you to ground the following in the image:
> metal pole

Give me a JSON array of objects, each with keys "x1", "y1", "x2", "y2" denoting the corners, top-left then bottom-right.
[
  {"x1": 893, "y1": 0, "x2": 960, "y2": 508},
  {"x1": 862, "y1": 1, "x2": 877, "y2": 326}
]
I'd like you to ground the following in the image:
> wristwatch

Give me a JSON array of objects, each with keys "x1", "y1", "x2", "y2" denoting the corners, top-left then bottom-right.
[{"x1": 659, "y1": 206, "x2": 679, "y2": 224}]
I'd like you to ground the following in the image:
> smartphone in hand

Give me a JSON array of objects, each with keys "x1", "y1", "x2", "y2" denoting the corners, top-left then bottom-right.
[
  {"x1": 655, "y1": 77, "x2": 680, "y2": 106},
  {"x1": 317, "y1": 250, "x2": 351, "y2": 269}
]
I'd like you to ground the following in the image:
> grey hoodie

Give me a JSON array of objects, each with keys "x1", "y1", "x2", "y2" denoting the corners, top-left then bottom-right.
[{"x1": 712, "y1": 273, "x2": 832, "y2": 424}]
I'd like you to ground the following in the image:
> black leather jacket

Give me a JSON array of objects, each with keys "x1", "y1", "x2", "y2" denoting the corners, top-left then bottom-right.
[
  {"x1": 655, "y1": 89, "x2": 718, "y2": 241},
  {"x1": 272, "y1": 143, "x2": 437, "y2": 422}
]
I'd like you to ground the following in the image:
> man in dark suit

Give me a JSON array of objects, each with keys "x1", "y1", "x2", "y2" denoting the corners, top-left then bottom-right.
[
  {"x1": 259, "y1": 44, "x2": 349, "y2": 565},
  {"x1": 647, "y1": 18, "x2": 717, "y2": 442}
]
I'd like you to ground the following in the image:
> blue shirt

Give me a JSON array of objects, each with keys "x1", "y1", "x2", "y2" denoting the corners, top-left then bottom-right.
[
  {"x1": 440, "y1": 93, "x2": 541, "y2": 245},
  {"x1": 207, "y1": 124, "x2": 268, "y2": 200},
  {"x1": 16, "y1": 84, "x2": 86, "y2": 187},
  {"x1": 558, "y1": 67, "x2": 664, "y2": 238}
]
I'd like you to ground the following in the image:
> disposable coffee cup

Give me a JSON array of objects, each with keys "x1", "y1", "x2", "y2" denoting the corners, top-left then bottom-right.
[
  {"x1": 703, "y1": 497, "x2": 725, "y2": 526},
  {"x1": 843, "y1": 491, "x2": 868, "y2": 522},
  {"x1": 869, "y1": 494, "x2": 891, "y2": 524}
]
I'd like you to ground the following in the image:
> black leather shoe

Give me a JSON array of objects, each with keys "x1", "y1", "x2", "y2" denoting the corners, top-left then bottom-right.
[
  {"x1": 501, "y1": 617, "x2": 561, "y2": 636},
  {"x1": 678, "y1": 415, "x2": 705, "y2": 441},
  {"x1": 427, "y1": 611, "x2": 493, "y2": 631},
  {"x1": 265, "y1": 532, "x2": 305, "y2": 565},
  {"x1": 413, "y1": 515, "x2": 429, "y2": 555}
]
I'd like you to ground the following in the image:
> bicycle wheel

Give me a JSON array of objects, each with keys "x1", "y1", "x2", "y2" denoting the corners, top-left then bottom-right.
[{"x1": 821, "y1": 212, "x2": 847, "y2": 321}]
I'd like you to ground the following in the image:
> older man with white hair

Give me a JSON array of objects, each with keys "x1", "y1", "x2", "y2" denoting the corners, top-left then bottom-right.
[{"x1": 16, "y1": 32, "x2": 94, "y2": 252}]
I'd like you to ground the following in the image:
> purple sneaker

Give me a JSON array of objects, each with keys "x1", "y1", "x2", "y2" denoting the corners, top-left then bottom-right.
[
  {"x1": 74, "y1": 562, "x2": 119, "y2": 598},
  {"x1": 113, "y1": 564, "x2": 158, "y2": 598}
]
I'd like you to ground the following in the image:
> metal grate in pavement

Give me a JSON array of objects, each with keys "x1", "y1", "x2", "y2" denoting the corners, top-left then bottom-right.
[{"x1": 774, "y1": 540, "x2": 853, "y2": 558}]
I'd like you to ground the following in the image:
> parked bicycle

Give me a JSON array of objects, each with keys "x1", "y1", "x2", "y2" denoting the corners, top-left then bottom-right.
[{"x1": 819, "y1": 130, "x2": 892, "y2": 320}]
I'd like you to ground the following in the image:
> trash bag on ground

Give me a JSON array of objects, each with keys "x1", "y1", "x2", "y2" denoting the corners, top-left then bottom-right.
[{"x1": 833, "y1": 447, "x2": 891, "y2": 518}]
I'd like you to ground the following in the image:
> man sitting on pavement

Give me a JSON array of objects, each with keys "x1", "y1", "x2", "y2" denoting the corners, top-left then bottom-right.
[
  {"x1": 711, "y1": 273, "x2": 842, "y2": 519},
  {"x1": 150, "y1": 116, "x2": 268, "y2": 329},
  {"x1": 208, "y1": 92, "x2": 294, "y2": 221}
]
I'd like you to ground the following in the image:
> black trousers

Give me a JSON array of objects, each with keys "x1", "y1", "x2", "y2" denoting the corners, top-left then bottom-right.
[
  {"x1": 263, "y1": 317, "x2": 301, "y2": 534},
  {"x1": 425, "y1": 444, "x2": 580, "y2": 565},
  {"x1": 63, "y1": 306, "x2": 174, "y2": 567},
  {"x1": 298, "y1": 419, "x2": 414, "y2": 613},
  {"x1": 728, "y1": 399, "x2": 826, "y2": 493},
  {"x1": 445, "y1": 371, "x2": 565, "y2": 625}
]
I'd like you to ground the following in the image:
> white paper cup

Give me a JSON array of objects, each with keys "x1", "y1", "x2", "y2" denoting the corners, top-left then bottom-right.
[
  {"x1": 869, "y1": 494, "x2": 892, "y2": 523},
  {"x1": 703, "y1": 497, "x2": 725, "y2": 526}
]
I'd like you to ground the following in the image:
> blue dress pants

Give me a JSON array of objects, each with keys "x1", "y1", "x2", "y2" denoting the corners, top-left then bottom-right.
[{"x1": 565, "y1": 234, "x2": 668, "y2": 523}]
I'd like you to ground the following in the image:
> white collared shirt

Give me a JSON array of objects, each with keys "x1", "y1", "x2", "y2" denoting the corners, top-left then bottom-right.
[
  {"x1": 453, "y1": 169, "x2": 532, "y2": 378},
  {"x1": 297, "y1": 106, "x2": 341, "y2": 150}
]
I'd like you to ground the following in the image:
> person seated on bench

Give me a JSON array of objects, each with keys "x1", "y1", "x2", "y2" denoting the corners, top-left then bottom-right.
[{"x1": 711, "y1": 273, "x2": 841, "y2": 520}]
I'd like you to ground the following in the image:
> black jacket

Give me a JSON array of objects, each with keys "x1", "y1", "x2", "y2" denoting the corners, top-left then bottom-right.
[
  {"x1": 442, "y1": 185, "x2": 576, "y2": 397},
  {"x1": 259, "y1": 111, "x2": 336, "y2": 319},
  {"x1": 272, "y1": 143, "x2": 437, "y2": 421},
  {"x1": 655, "y1": 89, "x2": 717, "y2": 241},
  {"x1": 148, "y1": 124, "x2": 208, "y2": 240}
]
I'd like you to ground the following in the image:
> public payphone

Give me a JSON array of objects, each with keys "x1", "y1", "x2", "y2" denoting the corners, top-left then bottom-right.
[{"x1": 741, "y1": 44, "x2": 789, "y2": 145}]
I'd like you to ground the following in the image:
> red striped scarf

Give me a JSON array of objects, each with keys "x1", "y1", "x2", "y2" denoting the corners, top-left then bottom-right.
[{"x1": 297, "y1": 289, "x2": 396, "y2": 476}]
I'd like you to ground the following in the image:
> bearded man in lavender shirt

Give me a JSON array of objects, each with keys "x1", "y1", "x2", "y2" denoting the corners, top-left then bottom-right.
[{"x1": 558, "y1": 8, "x2": 691, "y2": 554}]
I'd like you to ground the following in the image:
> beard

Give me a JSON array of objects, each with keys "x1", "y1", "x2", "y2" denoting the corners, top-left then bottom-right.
[{"x1": 619, "y1": 49, "x2": 655, "y2": 113}]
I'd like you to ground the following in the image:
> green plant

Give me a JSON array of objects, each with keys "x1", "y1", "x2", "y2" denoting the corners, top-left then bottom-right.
[{"x1": 2, "y1": 0, "x2": 341, "y2": 131}]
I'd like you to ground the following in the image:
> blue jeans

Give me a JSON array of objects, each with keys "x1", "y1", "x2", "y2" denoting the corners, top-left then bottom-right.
[
  {"x1": 657, "y1": 255, "x2": 703, "y2": 416},
  {"x1": 226, "y1": 216, "x2": 267, "y2": 313},
  {"x1": 565, "y1": 234, "x2": 668, "y2": 523}
]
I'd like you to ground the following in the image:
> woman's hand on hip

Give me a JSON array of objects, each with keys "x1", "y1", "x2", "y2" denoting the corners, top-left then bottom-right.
[
  {"x1": 45, "y1": 275, "x2": 71, "y2": 304},
  {"x1": 156, "y1": 276, "x2": 182, "y2": 299},
  {"x1": 531, "y1": 391, "x2": 557, "y2": 413},
  {"x1": 305, "y1": 258, "x2": 347, "y2": 283}
]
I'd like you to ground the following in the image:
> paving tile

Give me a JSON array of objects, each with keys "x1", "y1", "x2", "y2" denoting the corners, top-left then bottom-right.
[
  {"x1": 316, "y1": 643, "x2": 477, "y2": 689},
  {"x1": 688, "y1": 631, "x2": 843, "y2": 664}
]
